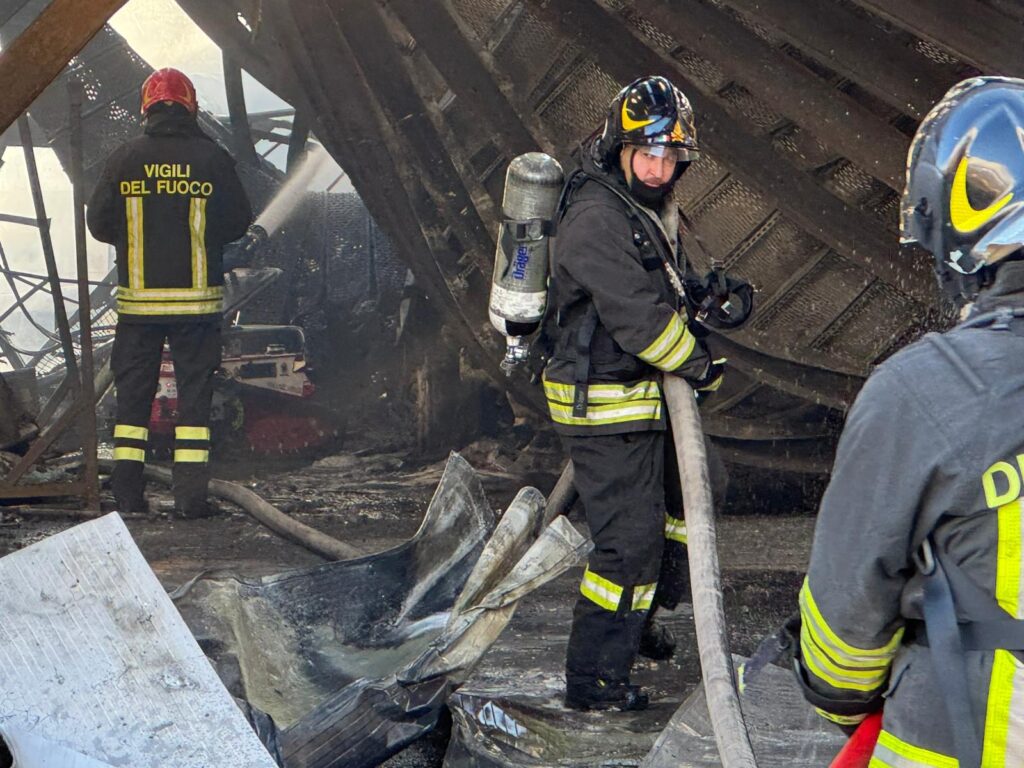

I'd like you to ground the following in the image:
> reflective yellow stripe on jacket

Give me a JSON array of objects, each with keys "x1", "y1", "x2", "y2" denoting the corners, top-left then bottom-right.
[
  {"x1": 638, "y1": 313, "x2": 697, "y2": 372},
  {"x1": 799, "y1": 579, "x2": 902, "y2": 694},
  {"x1": 980, "y1": 498, "x2": 1024, "y2": 765},
  {"x1": 126, "y1": 196, "x2": 144, "y2": 288},
  {"x1": 116, "y1": 285, "x2": 223, "y2": 316},
  {"x1": 189, "y1": 196, "x2": 208, "y2": 289},
  {"x1": 543, "y1": 376, "x2": 661, "y2": 428},
  {"x1": 869, "y1": 730, "x2": 958, "y2": 768}
]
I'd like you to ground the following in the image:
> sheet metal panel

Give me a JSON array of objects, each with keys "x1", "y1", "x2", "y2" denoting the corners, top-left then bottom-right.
[{"x1": 0, "y1": 513, "x2": 277, "y2": 768}]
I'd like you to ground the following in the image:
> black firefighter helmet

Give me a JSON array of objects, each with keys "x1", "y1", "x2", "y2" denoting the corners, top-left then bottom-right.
[
  {"x1": 902, "y1": 76, "x2": 1024, "y2": 302},
  {"x1": 594, "y1": 75, "x2": 699, "y2": 169}
]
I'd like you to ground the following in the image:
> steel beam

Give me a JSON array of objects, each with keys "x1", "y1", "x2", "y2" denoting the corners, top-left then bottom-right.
[
  {"x1": 631, "y1": 0, "x2": 909, "y2": 191},
  {"x1": 69, "y1": 81, "x2": 100, "y2": 511},
  {"x1": 711, "y1": 437, "x2": 832, "y2": 474},
  {"x1": 521, "y1": 0, "x2": 935, "y2": 305},
  {"x1": 18, "y1": 115, "x2": 79, "y2": 383},
  {"x1": 388, "y1": 0, "x2": 540, "y2": 157},
  {"x1": 708, "y1": 332, "x2": 863, "y2": 410},
  {"x1": 0, "y1": 0, "x2": 129, "y2": 135},
  {"x1": 223, "y1": 51, "x2": 260, "y2": 165},
  {"x1": 716, "y1": 0, "x2": 956, "y2": 119},
  {"x1": 849, "y1": 0, "x2": 1024, "y2": 78}
]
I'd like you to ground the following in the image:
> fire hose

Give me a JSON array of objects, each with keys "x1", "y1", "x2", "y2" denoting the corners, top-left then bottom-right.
[
  {"x1": 652, "y1": 376, "x2": 757, "y2": 767},
  {"x1": 96, "y1": 459, "x2": 362, "y2": 561}
]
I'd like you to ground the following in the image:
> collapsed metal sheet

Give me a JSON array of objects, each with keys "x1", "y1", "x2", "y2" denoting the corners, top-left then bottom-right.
[
  {"x1": 177, "y1": 453, "x2": 496, "y2": 730},
  {"x1": 177, "y1": 457, "x2": 590, "y2": 768},
  {"x1": 277, "y1": 512, "x2": 590, "y2": 768},
  {"x1": 0, "y1": 513, "x2": 278, "y2": 768}
]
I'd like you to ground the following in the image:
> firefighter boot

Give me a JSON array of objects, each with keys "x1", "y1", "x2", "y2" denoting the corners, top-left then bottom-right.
[
  {"x1": 565, "y1": 676, "x2": 649, "y2": 711},
  {"x1": 110, "y1": 460, "x2": 149, "y2": 514},
  {"x1": 638, "y1": 606, "x2": 677, "y2": 660}
]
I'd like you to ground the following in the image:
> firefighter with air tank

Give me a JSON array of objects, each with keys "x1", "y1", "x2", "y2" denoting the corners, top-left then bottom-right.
[
  {"x1": 87, "y1": 68, "x2": 253, "y2": 518},
  {"x1": 795, "y1": 77, "x2": 1024, "y2": 767},
  {"x1": 490, "y1": 75, "x2": 755, "y2": 711}
]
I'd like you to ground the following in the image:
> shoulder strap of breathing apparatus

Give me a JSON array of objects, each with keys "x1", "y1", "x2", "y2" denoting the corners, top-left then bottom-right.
[{"x1": 911, "y1": 307, "x2": 1024, "y2": 768}]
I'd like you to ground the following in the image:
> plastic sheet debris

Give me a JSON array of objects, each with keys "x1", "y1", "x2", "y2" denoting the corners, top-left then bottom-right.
[
  {"x1": 176, "y1": 453, "x2": 590, "y2": 768},
  {"x1": 642, "y1": 656, "x2": 846, "y2": 768},
  {"x1": 0, "y1": 513, "x2": 278, "y2": 768},
  {"x1": 444, "y1": 646, "x2": 843, "y2": 767}
]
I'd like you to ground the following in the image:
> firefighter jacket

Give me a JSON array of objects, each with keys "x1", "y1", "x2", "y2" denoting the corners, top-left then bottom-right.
[
  {"x1": 799, "y1": 261, "x2": 1024, "y2": 765},
  {"x1": 87, "y1": 111, "x2": 253, "y2": 323},
  {"x1": 542, "y1": 148, "x2": 711, "y2": 436}
]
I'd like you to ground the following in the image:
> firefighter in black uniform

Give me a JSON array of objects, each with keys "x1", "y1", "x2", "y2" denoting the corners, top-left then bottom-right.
[
  {"x1": 87, "y1": 68, "x2": 252, "y2": 517},
  {"x1": 544, "y1": 76, "x2": 723, "y2": 711},
  {"x1": 795, "y1": 77, "x2": 1024, "y2": 766}
]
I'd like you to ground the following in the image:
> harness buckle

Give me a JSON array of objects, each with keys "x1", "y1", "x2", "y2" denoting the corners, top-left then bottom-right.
[{"x1": 914, "y1": 538, "x2": 937, "y2": 576}]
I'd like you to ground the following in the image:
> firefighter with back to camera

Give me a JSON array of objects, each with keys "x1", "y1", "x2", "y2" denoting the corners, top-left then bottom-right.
[
  {"x1": 87, "y1": 68, "x2": 253, "y2": 518},
  {"x1": 795, "y1": 77, "x2": 1024, "y2": 767},
  {"x1": 543, "y1": 75, "x2": 732, "y2": 712}
]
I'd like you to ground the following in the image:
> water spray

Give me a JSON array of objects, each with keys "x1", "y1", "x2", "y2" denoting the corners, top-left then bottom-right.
[{"x1": 224, "y1": 144, "x2": 330, "y2": 269}]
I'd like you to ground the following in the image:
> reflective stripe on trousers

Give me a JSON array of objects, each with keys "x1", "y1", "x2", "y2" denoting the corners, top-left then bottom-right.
[
  {"x1": 580, "y1": 566, "x2": 656, "y2": 613},
  {"x1": 113, "y1": 423, "x2": 148, "y2": 463},
  {"x1": 174, "y1": 424, "x2": 210, "y2": 464}
]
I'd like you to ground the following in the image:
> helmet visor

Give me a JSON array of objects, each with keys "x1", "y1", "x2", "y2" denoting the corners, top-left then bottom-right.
[{"x1": 631, "y1": 144, "x2": 697, "y2": 164}]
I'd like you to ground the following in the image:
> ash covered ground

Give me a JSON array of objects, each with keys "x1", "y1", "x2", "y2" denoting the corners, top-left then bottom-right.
[{"x1": 0, "y1": 430, "x2": 813, "y2": 767}]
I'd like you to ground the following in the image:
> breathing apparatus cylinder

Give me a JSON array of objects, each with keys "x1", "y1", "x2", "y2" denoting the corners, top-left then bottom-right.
[{"x1": 488, "y1": 152, "x2": 564, "y2": 373}]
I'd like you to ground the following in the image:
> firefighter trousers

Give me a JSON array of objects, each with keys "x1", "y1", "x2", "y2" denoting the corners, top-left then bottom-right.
[
  {"x1": 110, "y1": 320, "x2": 221, "y2": 513},
  {"x1": 564, "y1": 430, "x2": 687, "y2": 685}
]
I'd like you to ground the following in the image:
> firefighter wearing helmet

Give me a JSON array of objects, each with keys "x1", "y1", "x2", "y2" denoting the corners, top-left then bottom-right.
[
  {"x1": 542, "y1": 75, "x2": 725, "y2": 711},
  {"x1": 795, "y1": 77, "x2": 1024, "y2": 766},
  {"x1": 87, "y1": 68, "x2": 252, "y2": 517}
]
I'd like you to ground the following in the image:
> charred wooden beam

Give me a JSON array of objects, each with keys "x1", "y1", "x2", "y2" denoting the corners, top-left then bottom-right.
[
  {"x1": 388, "y1": 0, "x2": 540, "y2": 157},
  {"x1": 630, "y1": 0, "x2": 908, "y2": 191},
  {"x1": 716, "y1": 0, "x2": 957, "y2": 119},
  {"x1": 0, "y1": 0, "x2": 129, "y2": 135},
  {"x1": 849, "y1": 0, "x2": 1024, "y2": 78},
  {"x1": 521, "y1": 0, "x2": 935, "y2": 304}
]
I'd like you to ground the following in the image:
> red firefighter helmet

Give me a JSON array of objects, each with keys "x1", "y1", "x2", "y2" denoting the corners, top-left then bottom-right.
[{"x1": 140, "y1": 68, "x2": 198, "y2": 115}]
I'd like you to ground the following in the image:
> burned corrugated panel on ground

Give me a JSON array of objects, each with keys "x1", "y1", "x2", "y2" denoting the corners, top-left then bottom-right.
[
  {"x1": 0, "y1": 513, "x2": 279, "y2": 768},
  {"x1": 173, "y1": 454, "x2": 589, "y2": 768}
]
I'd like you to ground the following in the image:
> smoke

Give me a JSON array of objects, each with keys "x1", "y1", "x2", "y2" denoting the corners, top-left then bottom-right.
[{"x1": 255, "y1": 144, "x2": 329, "y2": 236}]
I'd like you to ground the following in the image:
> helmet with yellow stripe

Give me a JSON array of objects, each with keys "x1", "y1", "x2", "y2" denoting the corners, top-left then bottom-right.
[
  {"x1": 901, "y1": 77, "x2": 1024, "y2": 301},
  {"x1": 595, "y1": 75, "x2": 699, "y2": 169}
]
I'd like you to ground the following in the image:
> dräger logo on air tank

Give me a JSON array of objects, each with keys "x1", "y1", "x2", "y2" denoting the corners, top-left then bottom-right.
[{"x1": 512, "y1": 244, "x2": 529, "y2": 280}]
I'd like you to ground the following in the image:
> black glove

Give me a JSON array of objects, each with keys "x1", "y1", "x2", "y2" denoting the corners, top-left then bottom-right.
[
  {"x1": 690, "y1": 358, "x2": 725, "y2": 406},
  {"x1": 686, "y1": 270, "x2": 754, "y2": 331}
]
